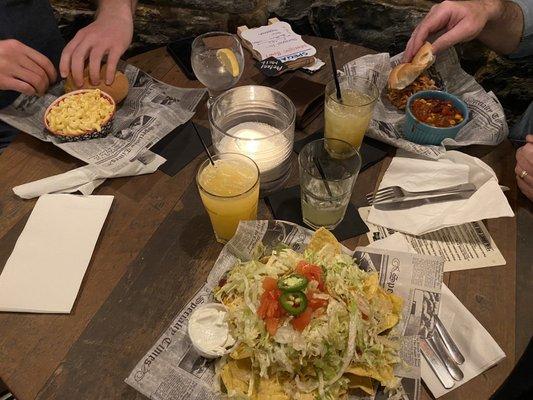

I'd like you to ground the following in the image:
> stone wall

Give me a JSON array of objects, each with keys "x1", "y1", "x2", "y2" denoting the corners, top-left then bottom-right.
[{"x1": 50, "y1": 0, "x2": 531, "y2": 123}]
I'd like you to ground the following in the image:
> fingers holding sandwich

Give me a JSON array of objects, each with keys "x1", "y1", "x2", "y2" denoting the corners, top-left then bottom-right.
[
  {"x1": 388, "y1": 42, "x2": 435, "y2": 90},
  {"x1": 403, "y1": 0, "x2": 495, "y2": 62}
]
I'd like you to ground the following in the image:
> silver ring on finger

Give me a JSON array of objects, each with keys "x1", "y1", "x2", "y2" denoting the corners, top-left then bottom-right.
[{"x1": 519, "y1": 170, "x2": 528, "y2": 179}]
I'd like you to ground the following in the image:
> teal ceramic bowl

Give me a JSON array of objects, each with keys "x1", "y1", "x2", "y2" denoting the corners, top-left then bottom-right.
[{"x1": 404, "y1": 90, "x2": 469, "y2": 145}]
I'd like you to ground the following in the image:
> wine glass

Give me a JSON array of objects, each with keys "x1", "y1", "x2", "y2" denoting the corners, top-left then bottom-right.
[{"x1": 191, "y1": 32, "x2": 245, "y2": 107}]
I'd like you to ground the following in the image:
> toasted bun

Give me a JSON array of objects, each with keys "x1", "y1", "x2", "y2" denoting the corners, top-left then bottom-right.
[
  {"x1": 412, "y1": 42, "x2": 435, "y2": 68},
  {"x1": 388, "y1": 42, "x2": 435, "y2": 90},
  {"x1": 65, "y1": 65, "x2": 129, "y2": 103}
]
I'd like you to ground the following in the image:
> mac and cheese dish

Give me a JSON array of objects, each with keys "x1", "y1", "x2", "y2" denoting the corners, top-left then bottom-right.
[{"x1": 46, "y1": 89, "x2": 114, "y2": 136}]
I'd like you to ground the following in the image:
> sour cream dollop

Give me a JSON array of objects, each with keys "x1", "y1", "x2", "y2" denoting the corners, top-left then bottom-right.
[{"x1": 188, "y1": 303, "x2": 235, "y2": 358}]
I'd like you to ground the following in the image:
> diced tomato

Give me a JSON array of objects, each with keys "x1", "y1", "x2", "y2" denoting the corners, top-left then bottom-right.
[
  {"x1": 257, "y1": 294, "x2": 269, "y2": 319},
  {"x1": 296, "y1": 261, "x2": 325, "y2": 291},
  {"x1": 291, "y1": 307, "x2": 313, "y2": 332},
  {"x1": 262, "y1": 276, "x2": 278, "y2": 291},
  {"x1": 306, "y1": 288, "x2": 329, "y2": 310},
  {"x1": 258, "y1": 277, "x2": 283, "y2": 320},
  {"x1": 265, "y1": 317, "x2": 280, "y2": 336},
  {"x1": 313, "y1": 307, "x2": 326, "y2": 317}
]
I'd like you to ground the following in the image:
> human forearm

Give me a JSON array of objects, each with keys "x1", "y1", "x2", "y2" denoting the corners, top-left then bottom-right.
[
  {"x1": 96, "y1": 0, "x2": 137, "y2": 20},
  {"x1": 478, "y1": 0, "x2": 524, "y2": 54}
]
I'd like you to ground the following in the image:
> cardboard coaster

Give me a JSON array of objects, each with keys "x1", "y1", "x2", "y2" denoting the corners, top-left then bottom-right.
[
  {"x1": 151, "y1": 121, "x2": 212, "y2": 176},
  {"x1": 266, "y1": 186, "x2": 369, "y2": 241},
  {"x1": 294, "y1": 131, "x2": 389, "y2": 172}
]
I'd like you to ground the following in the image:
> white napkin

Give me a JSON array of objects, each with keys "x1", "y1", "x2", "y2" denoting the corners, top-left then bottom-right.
[
  {"x1": 0, "y1": 194, "x2": 113, "y2": 313},
  {"x1": 422, "y1": 284, "x2": 506, "y2": 397},
  {"x1": 369, "y1": 234, "x2": 506, "y2": 398},
  {"x1": 367, "y1": 150, "x2": 514, "y2": 235},
  {"x1": 366, "y1": 232, "x2": 415, "y2": 253},
  {"x1": 13, "y1": 151, "x2": 166, "y2": 199}
]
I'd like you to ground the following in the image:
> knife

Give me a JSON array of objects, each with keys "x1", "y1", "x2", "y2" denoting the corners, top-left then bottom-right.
[
  {"x1": 436, "y1": 316, "x2": 465, "y2": 365},
  {"x1": 421, "y1": 338, "x2": 455, "y2": 389}
]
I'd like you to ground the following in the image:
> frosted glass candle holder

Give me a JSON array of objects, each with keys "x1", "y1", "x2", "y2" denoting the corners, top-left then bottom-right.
[{"x1": 209, "y1": 85, "x2": 295, "y2": 195}]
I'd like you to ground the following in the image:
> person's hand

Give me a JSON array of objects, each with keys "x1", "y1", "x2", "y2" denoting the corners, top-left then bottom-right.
[
  {"x1": 60, "y1": 8, "x2": 133, "y2": 88},
  {"x1": 403, "y1": 0, "x2": 502, "y2": 62},
  {"x1": 0, "y1": 39, "x2": 57, "y2": 96},
  {"x1": 515, "y1": 135, "x2": 533, "y2": 201}
]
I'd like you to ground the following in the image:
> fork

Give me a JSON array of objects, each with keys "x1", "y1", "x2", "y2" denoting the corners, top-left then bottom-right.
[{"x1": 366, "y1": 183, "x2": 477, "y2": 205}]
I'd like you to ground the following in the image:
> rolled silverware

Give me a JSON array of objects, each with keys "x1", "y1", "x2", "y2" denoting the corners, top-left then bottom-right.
[
  {"x1": 436, "y1": 316, "x2": 465, "y2": 365},
  {"x1": 429, "y1": 335, "x2": 464, "y2": 381},
  {"x1": 421, "y1": 338, "x2": 455, "y2": 389}
]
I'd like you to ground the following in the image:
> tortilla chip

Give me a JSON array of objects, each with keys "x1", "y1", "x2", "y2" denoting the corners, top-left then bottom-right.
[
  {"x1": 390, "y1": 292, "x2": 404, "y2": 314},
  {"x1": 254, "y1": 376, "x2": 290, "y2": 400},
  {"x1": 220, "y1": 359, "x2": 252, "y2": 396},
  {"x1": 346, "y1": 374, "x2": 375, "y2": 395},
  {"x1": 307, "y1": 227, "x2": 341, "y2": 255},
  {"x1": 371, "y1": 286, "x2": 403, "y2": 333},
  {"x1": 347, "y1": 363, "x2": 395, "y2": 388},
  {"x1": 363, "y1": 273, "x2": 380, "y2": 299},
  {"x1": 231, "y1": 343, "x2": 253, "y2": 360}
]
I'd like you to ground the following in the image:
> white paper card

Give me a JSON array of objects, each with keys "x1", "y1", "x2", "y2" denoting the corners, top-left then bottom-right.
[
  {"x1": 240, "y1": 21, "x2": 316, "y2": 62},
  {"x1": 359, "y1": 206, "x2": 506, "y2": 272},
  {"x1": 0, "y1": 194, "x2": 113, "y2": 313}
]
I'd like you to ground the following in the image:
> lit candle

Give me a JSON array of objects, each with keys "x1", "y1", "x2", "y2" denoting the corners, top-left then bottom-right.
[{"x1": 216, "y1": 122, "x2": 292, "y2": 184}]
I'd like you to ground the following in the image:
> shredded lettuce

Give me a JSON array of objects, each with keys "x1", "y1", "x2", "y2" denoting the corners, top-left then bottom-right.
[{"x1": 214, "y1": 247, "x2": 402, "y2": 399}]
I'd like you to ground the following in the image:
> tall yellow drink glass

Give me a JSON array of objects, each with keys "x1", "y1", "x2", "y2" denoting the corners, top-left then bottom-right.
[
  {"x1": 324, "y1": 75, "x2": 379, "y2": 150},
  {"x1": 197, "y1": 153, "x2": 260, "y2": 243}
]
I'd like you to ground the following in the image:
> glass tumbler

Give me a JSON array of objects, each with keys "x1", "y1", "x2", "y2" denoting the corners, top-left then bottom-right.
[
  {"x1": 196, "y1": 153, "x2": 260, "y2": 243},
  {"x1": 324, "y1": 75, "x2": 379, "y2": 150},
  {"x1": 299, "y1": 138, "x2": 361, "y2": 230}
]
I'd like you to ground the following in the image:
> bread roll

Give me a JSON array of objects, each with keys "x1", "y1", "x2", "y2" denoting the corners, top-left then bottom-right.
[
  {"x1": 64, "y1": 65, "x2": 129, "y2": 103},
  {"x1": 388, "y1": 42, "x2": 435, "y2": 90}
]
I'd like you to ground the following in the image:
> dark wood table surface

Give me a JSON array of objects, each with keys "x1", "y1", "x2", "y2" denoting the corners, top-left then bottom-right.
[{"x1": 0, "y1": 35, "x2": 531, "y2": 400}]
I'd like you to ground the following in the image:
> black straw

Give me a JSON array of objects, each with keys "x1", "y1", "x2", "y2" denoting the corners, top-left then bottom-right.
[
  {"x1": 329, "y1": 46, "x2": 342, "y2": 102},
  {"x1": 192, "y1": 122, "x2": 214, "y2": 166},
  {"x1": 313, "y1": 156, "x2": 333, "y2": 197}
]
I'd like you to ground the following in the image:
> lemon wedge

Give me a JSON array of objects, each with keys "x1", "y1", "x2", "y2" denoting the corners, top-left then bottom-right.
[{"x1": 216, "y1": 48, "x2": 240, "y2": 78}]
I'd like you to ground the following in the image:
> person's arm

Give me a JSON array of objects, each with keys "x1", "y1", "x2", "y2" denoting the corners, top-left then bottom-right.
[
  {"x1": 478, "y1": 1, "x2": 524, "y2": 54},
  {"x1": 404, "y1": 0, "x2": 525, "y2": 62},
  {"x1": 60, "y1": 0, "x2": 137, "y2": 87}
]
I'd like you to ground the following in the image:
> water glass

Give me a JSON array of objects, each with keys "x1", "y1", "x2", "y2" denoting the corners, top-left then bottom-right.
[
  {"x1": 299, "y1": 138, "x2": 361, "y2": 230},
  {"x1": 191, "y1": 32, "x2": 244, "y2": 106}
]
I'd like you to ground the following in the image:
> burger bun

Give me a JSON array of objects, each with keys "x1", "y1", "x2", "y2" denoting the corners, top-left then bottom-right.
[
  {"x1": 388, "y1": 42, "x2": 435, "y2": 90},
  {"x1": 64, "y1": 65, "x2": 129, "y2": 103}
]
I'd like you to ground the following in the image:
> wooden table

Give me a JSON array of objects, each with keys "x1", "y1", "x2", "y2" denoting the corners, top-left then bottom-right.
[{"x1": 0, "y1": 36, "x2": 531, "y2": 400}]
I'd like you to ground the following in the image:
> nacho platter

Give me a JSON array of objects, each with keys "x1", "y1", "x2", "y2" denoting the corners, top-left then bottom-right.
[{"x1": 126, "y1": 221, "x2": 444, "y2": 400}]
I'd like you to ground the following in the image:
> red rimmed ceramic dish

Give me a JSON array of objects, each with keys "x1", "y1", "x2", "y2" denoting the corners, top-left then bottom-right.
[{"x1": 44, "y1": 89, "x2": 116, "y2": 142}]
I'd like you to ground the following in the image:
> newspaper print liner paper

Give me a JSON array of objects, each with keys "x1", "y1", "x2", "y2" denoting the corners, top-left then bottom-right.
[
  {"x1": 0, "y1": 62, "x2": 206, "y2": 174},
  {"x1": 125, "y1": 220, "x2": 444, "y2": 400},
  {"x1": 343, "y1": 48, "x2": 508, "y2": 159}
]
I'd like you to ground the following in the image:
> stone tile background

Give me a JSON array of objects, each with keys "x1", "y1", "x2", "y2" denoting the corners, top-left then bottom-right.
[{"x1": 51, "y1": 0, "x2": 531, "y2": 123}]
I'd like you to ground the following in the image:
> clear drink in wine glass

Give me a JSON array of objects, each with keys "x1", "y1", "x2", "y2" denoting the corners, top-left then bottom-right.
[{"x1": 191, "y1": 32, "x2": 244, "y2": 106}]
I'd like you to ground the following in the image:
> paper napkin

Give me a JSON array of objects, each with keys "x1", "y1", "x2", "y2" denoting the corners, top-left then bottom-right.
[
  {"x1": 12, "y1": 151, "x2": 165, "y2": 199},
  {"x1": 422, "y1": 284, "x2": 506, "y2": 397},
  {"x1": 367, "y1": 150, "x2": 514, "y2": 235},
  {"x1": 369, "y1": 234, "x2": 506, "y2": 398},
  {"x1": 0, "y1": 194, "x2": 113, "y2": 313}
]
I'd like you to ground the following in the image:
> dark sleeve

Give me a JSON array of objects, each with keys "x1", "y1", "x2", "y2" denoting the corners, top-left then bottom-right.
[{"x1": 509, "y1": 0, "x2": 533, "y2": 58}]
